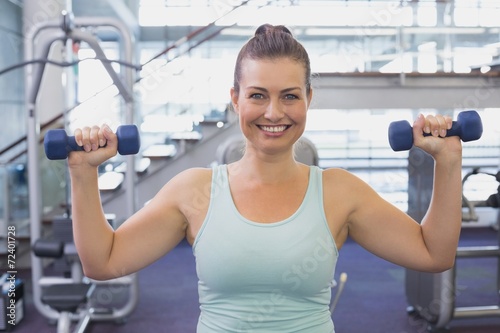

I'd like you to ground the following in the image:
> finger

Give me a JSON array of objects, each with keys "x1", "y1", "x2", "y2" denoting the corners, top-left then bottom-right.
[
  {"x1": 412, "y1": 113, "x2": 424, "y2": 134},
  {"x1": 425, "y1": 115, "x2": 440, "y2": 137},
  {"x1": 98, "y1": 125, "x2": 107, "y2": 147},
  {"x1": 102, "y1": 124, "x2": 114, "y2": 141},
  {"x1": 81, "y1": 126, "x2": 91, "y2": 152},
  {"x1": 74, "y1": 128, "x2": 83, "y2": 147},
  {"x1": 435, "y1": 115, "x2": 447, "y2": 137},
  {"x1": 101, "y1": 124, "x2": 118, "y2": 151},
  {"x1": 90, "y1": 126, "x2": 101, "y2": 151},
  {"x1": 445, "y1": 115, "x2": 453, "y2": 130},
  {"x1": 422, "y1": 116, "x2": 431, "y2": 135},
  {"x1": 426, "y1": 115, "x2": 446, "y2": 137}
]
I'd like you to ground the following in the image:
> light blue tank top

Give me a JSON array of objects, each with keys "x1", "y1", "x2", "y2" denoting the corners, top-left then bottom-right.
[{"x1": 193, "y1": 165, "x2": 338, "y2": 332}]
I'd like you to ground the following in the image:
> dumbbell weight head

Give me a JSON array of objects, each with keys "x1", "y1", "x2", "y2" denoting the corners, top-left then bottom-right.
[
  {"x1": 456, "y1": 110, "x2": 483, "y2": 142},
  {"x1": 388, "y1": 120, "x2": 413, "y2": 152},
  {"x1": 116, "y1": 125, "x2": 141, "y2": 156}
]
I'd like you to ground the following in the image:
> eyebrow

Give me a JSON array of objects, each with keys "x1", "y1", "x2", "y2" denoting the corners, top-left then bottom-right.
[{"x1": 247, "y1": 86, "x2": 302, "y2": 93}]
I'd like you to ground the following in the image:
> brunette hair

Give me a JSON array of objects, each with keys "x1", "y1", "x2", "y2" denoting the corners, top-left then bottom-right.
[{"x1": 233, "y1": 24, "x2": 311, "y2": 96}]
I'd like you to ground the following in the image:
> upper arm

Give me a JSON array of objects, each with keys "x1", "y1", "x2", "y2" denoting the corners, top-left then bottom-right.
[
  {"x1": 325, "y1": 169, "x2": 434, "y2": 271},
  {"x1": 104, "y1": 168, "x2": 209, "y2": 278}
]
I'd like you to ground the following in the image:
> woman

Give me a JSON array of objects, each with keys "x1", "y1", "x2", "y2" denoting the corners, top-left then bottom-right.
[{"x1": 69, "y1": 24, "x2": 463, "y2": 332}]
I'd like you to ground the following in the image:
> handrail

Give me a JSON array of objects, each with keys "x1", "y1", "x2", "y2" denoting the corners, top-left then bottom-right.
[
  {"x1": 0, "y1": 0, "x2": 256, "y2": 163},
  {"x1": 141, "y1": 0, "x2": 250, "y2": 67},
  {"x1": 0, "y1": 111, "x2": 64, "y2": 163}
]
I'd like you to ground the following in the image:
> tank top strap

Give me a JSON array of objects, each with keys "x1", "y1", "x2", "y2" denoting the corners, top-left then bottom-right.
[{"x1": 192, "y1": 164, "x2": 229, "y2": 250}]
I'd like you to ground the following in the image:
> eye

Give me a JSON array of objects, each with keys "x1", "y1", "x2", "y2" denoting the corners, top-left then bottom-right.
[
  {"x1": 283, "y1": 94, "x2": 299, "y2": 100},
  {"x1": 249, "y1": 93, "x2": 265, "y2": 99}
]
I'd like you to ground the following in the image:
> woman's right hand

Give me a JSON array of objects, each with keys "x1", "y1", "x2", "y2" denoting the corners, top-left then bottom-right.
[{"x1": 68, "y1": 124, "x2": 118, "y2": 169}]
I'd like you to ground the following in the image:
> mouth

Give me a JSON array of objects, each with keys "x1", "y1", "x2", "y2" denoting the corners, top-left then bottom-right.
[{"x1": 258, "y1": 125, "x2": 291, "y2": 133}]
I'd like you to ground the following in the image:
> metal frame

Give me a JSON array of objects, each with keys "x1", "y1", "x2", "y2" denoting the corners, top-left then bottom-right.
[
  {"x1": 26, "y1": 11, "x2": 139, "y2": 324},
  {"x1": 406, "y1": 148, "x2": 500, "y2": 331},
  {"x1": 430, "y1": 218, "x2": 500, "y2": 330}
]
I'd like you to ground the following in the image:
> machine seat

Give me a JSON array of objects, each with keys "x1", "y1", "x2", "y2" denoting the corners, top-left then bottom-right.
[{"x1": 42, "y1": 283, "x2": 93, "y2": 313}]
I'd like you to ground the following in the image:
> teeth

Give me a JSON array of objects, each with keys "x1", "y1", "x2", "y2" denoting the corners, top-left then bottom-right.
[{"x1": 260, "y1": 125, "x2": 287, "y2": 133}]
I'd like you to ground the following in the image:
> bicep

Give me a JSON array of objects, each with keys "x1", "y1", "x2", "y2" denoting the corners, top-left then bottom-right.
[{"x1": 345, "y1": 176, "x2": 433, "y2": 271}]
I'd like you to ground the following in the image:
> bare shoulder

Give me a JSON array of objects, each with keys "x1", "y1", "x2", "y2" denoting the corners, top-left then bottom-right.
[
  {"x1": 321, "y1": 167, "x2": 377, "y2": 206},
  {"x1": 165, "y1": 167, "x2": 213, "y2": 196},
  {"x1": 142, "y1": 167, "x2": 212, "y2": 230},
  {"x1": 322, "y1": 167, "x2": 361, "y2": 188},
  {"x1": 173, "y1": 167, "x2": 212, "y2": 183},
  {"x1": 321, "y1": 167, "x2": 386, "y2": 248}
]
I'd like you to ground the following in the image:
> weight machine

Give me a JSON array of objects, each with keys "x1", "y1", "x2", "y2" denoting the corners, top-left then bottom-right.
[
  {"x1": 405, "y1": 146, "x2": 500, "y2": 332},
  {"x1": 25, "y1": 11, "x2": 139, "y2": 333}
]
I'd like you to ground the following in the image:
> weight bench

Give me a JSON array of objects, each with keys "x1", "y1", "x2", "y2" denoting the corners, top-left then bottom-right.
[{"x1": 32, "y1": 239, "x2": 95, "y2": 333}]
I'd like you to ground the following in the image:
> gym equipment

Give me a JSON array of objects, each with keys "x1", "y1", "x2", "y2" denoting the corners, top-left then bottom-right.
[
  {"x1": 388, "y1": 110, "x2": 483, "y2": 151},
  {"x1": 406, "y1": 165, "x2": 500, "y2": 332},
  {"x1": 215, "y1": 134, "x2": 319, "y2": 166},
  {"x1": 32, "y1": 239, "x2": 95, "y2": 333},
  {"x1": 27, "y1": 11, "x2": 139, "y2": 332},
  {"x1": 330, "y1": 272, "x2": 348, "y2": 314},
  {"x1": 44, "y1": 125, "x2": 140, "y2": 160},
  {"x1": 462, "y1": 167, "x2": 500, "y2": 223},
  {"x1": 32, "y1": 215, "x2": 138, "y2": 333}
]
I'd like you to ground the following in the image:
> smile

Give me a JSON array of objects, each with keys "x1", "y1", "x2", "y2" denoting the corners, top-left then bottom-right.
[{"x1": 258, "y1": 125, "x2": 290, "y2": 133}]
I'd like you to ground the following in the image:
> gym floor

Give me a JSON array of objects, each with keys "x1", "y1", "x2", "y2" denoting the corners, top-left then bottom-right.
[{"x1": 14, "y1": 227, "x2": 500, "y2": 333}]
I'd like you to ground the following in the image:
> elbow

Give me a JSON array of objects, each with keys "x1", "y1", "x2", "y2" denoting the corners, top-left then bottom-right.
[
  {"x1": 81, "y1": 265, "x2": 115, "y2": 281},
  {"x1": 423, "y1": 258, "x2": 455, "y2": 273},
  {"x1": 82, "y1": 269, "x2": 107, "y2": 281},
  {"x1": 434, "y1": 261, "x2": 455, "y2": 273}
]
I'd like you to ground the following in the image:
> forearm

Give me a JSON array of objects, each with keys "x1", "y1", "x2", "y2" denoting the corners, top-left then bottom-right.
[
  {"x1": 70, "y1": 167, "x2": 115, "y2": 279},
  {"x1": 421, "y1": 156, "x2": 463, "y2": 270}
]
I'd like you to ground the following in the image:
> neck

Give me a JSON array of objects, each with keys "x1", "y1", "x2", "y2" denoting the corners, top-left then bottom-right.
[{"x1": 229, "y1": 150, "x2": 302, "y2": 184}]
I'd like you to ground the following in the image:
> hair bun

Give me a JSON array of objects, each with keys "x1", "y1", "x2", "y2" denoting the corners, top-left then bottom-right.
[{"x1": 255, "y1": 24, "x2": 292, "y2": 37}]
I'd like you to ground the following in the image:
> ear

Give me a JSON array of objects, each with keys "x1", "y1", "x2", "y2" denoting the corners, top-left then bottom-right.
[
  {"x1": 230, "y1": 87, "x2": 239, "y2": 113},
  {"x1": 307, "y1": 88, "x2": 313, "y2": 107}
]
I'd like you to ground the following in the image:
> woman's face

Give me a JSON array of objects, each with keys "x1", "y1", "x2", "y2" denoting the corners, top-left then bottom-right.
[{"x1": 230, "y1": 57, "x2": 312, "y2": 157}]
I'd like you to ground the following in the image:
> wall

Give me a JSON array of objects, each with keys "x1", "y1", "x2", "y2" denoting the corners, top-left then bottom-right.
[
  {"x1": 0, "y1": 1, "x2": 24, "y2": 155},
  {"x1": 23, "y1": 0, "x2": 69, "y2": 126},
  {"x1": 0, "y1": 0, "x2": 69, "y2": 157}
]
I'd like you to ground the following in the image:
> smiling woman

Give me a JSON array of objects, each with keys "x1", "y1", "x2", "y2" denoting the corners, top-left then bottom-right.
[
  {"x1": 229, "y1": 24, "x2": 312, "y2": 158},
  {"x1": 68, "y1": 23, "x2": 463, "y2": 333},
  {"x1": 231, "y1": 57, "x2": 310, "y2": 154}
]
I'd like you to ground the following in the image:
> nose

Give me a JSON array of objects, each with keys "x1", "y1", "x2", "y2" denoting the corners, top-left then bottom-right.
[{"x1": 264, "y1": 98, "x2": 284, "y2": 122}]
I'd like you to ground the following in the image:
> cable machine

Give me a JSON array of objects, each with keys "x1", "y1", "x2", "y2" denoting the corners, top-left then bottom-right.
[
  {"x1": 25, "y1": 10, "x2": 139, "y2": 331},
  {"x1": 405, "y1": 148, "x2": 500, "y2": 332}
]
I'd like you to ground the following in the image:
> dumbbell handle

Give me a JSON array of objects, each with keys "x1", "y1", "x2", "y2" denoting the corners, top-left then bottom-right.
[
  {"x1": 44, "y1": 125, "x2": 140, "y2": 160},
  {"x1": 64, "y1": 135, "x2": 85, "y2": 152},
  {"x1": 388, "y1": 110, "x2": 483, "y2": 151}
]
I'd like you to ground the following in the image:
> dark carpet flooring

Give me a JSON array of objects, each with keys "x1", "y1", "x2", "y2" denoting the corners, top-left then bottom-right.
[{"x1": 13, "y1": 227, "x2": 500, "y2": 333}]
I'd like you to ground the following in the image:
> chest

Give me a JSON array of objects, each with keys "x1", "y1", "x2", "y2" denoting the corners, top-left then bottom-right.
[
  {"x1": 193, "y1": 166, "x2": 338, "y2": 295},
  {"x1": 230, "y1": 179, "x2": 309, "y2": 223},
  {"x1": 194, "y1": 199, "x2": 337, "y2": 297}
]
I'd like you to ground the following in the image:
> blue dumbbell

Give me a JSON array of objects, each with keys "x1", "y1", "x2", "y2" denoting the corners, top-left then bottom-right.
[
  {"x1": 44, "y1": 125, "x2": 140, "y2": 160},
  {"x1": 388, "y1": 110, "x2": 483, "y2": 152}
]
